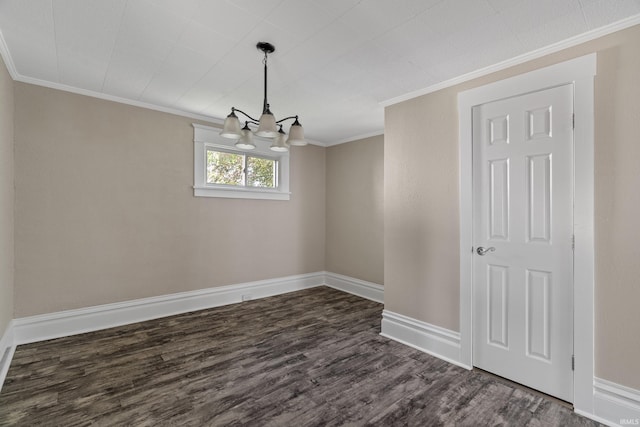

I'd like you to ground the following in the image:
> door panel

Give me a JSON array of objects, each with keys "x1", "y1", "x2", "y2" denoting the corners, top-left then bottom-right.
[
  {"x1": 489, "y1": 159, "x2": 509, "y2": 240},
  {"x1": 487, "y1": 264, "x2": 509, "y2": 348},
  {"x1": 526, "y1": 269, "x2": 551, "y2": 361},
  {"x1": 527, "y1": 154, "x2": 551, "y2": 243},
  {"x1": 472, "y1": 84, "x2": 574, "y2": 402}
]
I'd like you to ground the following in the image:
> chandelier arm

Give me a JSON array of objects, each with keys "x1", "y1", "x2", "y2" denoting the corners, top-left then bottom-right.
[
  {"x1": 231, "y1": 107, "x2": 260, "y2": 123},
  {"x1": 275, "y1": 115, "x2": 299, "y2": 124}
]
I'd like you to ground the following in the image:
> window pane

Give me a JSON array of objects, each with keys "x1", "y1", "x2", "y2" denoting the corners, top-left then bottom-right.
[
  {"x1": 206, "y1": 150, "x2": 243, "y2": 185},
  {"x1": 246, "y1": 156, "x2": 276, "y2": 188}
]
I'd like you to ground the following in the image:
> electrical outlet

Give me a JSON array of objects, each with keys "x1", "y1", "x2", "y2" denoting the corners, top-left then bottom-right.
[{"x1": 241, "y1": 294, "x2": 252, "y2": 302}]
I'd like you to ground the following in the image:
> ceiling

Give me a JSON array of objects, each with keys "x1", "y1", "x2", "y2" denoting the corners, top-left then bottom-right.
[{"x1": 1, "y1": 0, "x2": 639, "y2": 145}]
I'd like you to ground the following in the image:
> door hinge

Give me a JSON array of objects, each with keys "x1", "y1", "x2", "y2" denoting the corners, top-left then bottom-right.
[
  {"x1": 572, "y1": 234, "x2": 575, "y2": 250},
  {"x1": 572, "y1": 113, "x2": 575, "y2": 130},
  {"x1": 572, "y1": 354, "x2": 575, "y2": 371}
]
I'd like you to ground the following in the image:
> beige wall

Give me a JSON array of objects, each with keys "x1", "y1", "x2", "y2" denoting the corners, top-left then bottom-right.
[
  {"x1": 385, "y1": 24, "x2": 640, "y2": 389},
  {"x1": 326, "y1": 135, "x2": 383, "y2": 285},
  {"x1": 385, "y1": 89, "x2": 460, "y2": 330},
  {"x1": 0, "y1": 56, "x2": 14, "y2": 336},
  {"x1": 14, "y1": 83, "x2": 326, "y2": 317}
]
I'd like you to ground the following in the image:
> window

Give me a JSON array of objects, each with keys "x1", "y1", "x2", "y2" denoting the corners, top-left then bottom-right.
[
  {"x1": 206, "y1": 149, "x2": 277, "y2": 188},
  {"x1": 193, "y1": 123, "x2": 290, "y2": 200}
]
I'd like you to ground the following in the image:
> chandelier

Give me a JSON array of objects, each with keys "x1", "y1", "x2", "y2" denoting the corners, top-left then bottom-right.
[{"x1": 219, "y1": 42, "x2": 306, "y2": 152}]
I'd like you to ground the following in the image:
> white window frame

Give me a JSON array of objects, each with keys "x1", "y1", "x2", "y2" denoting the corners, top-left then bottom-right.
[{"x1": 193, "y1": 123, "x2": 290, "y2": 200}]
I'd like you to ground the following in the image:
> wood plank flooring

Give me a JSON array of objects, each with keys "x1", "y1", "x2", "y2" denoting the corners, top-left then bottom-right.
[{"x1": 0, "y1": 287, "x2": 601, "y2": 426}]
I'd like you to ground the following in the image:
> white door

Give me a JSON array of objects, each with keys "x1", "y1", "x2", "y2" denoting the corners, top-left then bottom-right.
[{"x1": 472, "y1": 84, "x2": 574, "y2": 402}]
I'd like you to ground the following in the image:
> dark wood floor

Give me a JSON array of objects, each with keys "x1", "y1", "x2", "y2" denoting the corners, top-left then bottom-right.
[{"x1": 0, "y1": 287, "x2": 600, "y2": 426}]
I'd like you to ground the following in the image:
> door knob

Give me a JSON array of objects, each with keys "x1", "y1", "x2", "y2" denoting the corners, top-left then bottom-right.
[{"x1": 476, "y1": 246, "x2": 496, "y2": 256}]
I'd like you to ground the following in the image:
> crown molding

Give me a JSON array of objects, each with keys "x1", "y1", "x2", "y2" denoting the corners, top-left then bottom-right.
[
  {"x1": 3, "y1": 13, "x2": 639, "y2": 145},
  {"x1": 325, "y1": 129, "x2": 384, "y2": 147},
  {"x1": 0, "y1": 27, "x2": 226, "y2": 126},
  {"x1": 15, "y1": 74, "x2": 226, "y2": 126},
  {"x1": 381, "y1": 13, "x2": 640, "y2": 107},
  {"x1": 0, "y1": 28, "x2": 333, "y2": 146},
  {"x1": 9, "y1": 70, "x2": 330, "y2": 146},
  {"x1": 0, "y1": 28, "x2": 18, "y2": 80}
]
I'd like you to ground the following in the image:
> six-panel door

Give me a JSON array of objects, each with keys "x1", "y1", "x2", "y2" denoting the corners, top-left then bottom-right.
[{"x1": 472, "y1": 84, "x2": 574, "y2": 402}]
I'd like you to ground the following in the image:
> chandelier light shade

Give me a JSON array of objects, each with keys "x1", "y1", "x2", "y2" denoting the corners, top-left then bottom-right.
[
  {"x1": 219, "y1": 42, "x2": 306, "y2": 151},
  {"x1": 286, "y1": 117, "x2": 307, "y2": 146},
  {"x1": 235, "y1": 122, "x2": 256, "y2": 150},
  {"x1": 220, "y1": 111, "x2": 242, "y2": 139},
  {"x1": 256, "y1": 111, "x2": 278, "y2": 137},
  {"x1": 270, "y1": 126, "x2": 289, "y2": 152}
]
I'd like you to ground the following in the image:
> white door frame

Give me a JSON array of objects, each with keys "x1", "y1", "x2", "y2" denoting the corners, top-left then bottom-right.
[{"x1": 458, "y1": 54, "x2": 596, "y2": 413}]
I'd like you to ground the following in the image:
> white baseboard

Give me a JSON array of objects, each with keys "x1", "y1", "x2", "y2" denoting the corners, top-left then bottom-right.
[
  {"x1": 6, "y1": 271, "x2": 637, "y2": 427},
  {"x1": 1, "y1": 271, "x2": 372, "y2": 391},
  {"x1": 584, "y1": 377, "x2": 640, "y2": 427},
  {"x1": 380, "y1": 310, "x2": 469, "y2": 369},
  {"x1": 0, "y1": 320, "x2": 15, "y2": 393},
  {"x1": 13, "y1": 272, "x2": 325, "y2": 345},
  {"x1": 324, "y1": 272, "x2": 384, "y2": 303},
  {"x1": 380, "y1": 311, "x2": 640, "y2": 426}
]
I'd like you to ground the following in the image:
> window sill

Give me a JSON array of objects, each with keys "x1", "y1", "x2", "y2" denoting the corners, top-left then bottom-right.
[{"x1": 193, "y1": 186, "x2": 291, "y2": 200}]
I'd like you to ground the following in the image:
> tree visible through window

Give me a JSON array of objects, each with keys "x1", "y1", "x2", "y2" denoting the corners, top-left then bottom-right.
[
  {"x1": 207, "y1": 151, "x2": 243, "y2": 185},
  {"x1": 247, "y1": 156, "x2": 275, "y2": 188},
  {"x1": 206, "y1": 149, "x2": 276, "y2": 189}
]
